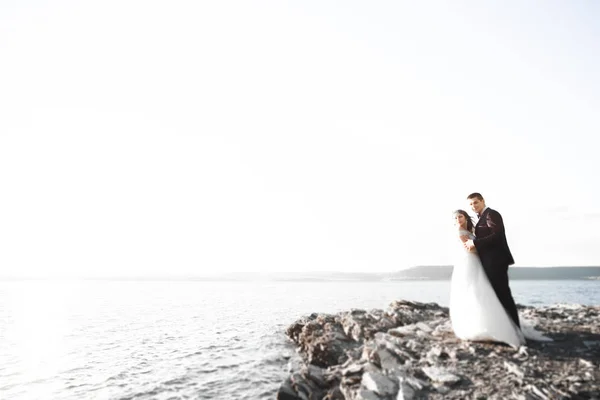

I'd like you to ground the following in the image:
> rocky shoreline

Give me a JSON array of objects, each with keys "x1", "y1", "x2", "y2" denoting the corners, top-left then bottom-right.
[{"x1": 277, "y1": 300, "x2": 600, "y2": 399}]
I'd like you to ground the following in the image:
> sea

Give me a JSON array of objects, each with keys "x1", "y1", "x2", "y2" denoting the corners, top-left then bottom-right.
[{"x1": 0, "y1": 280, "x2": 598, "y2": 400}]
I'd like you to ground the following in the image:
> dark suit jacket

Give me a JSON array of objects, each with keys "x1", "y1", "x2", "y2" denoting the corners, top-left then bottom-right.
[{"x1": 474, "y1": 207, "x2": 515, "y2": 269}]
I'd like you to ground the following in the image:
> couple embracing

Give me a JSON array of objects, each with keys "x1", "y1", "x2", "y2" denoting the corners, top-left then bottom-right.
[{"x1": 450, "y1": 192, "x2": 550, "y2": 348}]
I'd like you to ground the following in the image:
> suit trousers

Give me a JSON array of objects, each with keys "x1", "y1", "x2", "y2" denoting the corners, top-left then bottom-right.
[{"x1": 485, "y1": 264, "x2": 520, "y2": 328}]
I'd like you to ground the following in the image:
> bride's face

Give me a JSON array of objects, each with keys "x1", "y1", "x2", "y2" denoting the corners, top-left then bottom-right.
[{"x1": 454, "y1": 213, "x2": 466, "y2": 228}]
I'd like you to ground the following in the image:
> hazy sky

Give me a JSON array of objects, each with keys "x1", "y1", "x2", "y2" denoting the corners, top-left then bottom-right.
[{"x1": 1, "y1": 1, "x2": 599, "y2": 278}]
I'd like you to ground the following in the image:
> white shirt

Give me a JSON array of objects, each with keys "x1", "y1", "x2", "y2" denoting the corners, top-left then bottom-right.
[{"x1": 478, "y1": 206, "x2": 489, "y2": 219}]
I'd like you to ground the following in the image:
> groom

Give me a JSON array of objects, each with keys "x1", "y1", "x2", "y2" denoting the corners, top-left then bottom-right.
[{"x1": 462, "y1": 192, "x2": 520, "y2": 328}]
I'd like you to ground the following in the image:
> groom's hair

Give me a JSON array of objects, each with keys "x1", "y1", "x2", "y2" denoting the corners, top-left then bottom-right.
[{"x1": 467, "y1": 192, "x2": 484, "y2": 201}]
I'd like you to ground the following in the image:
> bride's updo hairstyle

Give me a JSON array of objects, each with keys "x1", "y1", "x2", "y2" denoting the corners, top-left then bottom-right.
[{"x1": 453, "y1": 209, "x2": 474, "y2": 232}]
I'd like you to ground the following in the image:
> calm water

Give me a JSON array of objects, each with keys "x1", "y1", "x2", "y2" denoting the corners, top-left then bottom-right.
[{"x1": 0, "y1": 280, "x2": 598, "y2": 400}]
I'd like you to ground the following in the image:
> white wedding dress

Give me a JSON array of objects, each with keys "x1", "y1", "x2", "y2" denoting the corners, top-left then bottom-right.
[{"x1": 450, "y1": 229, "x2": 526, "y2": 348}]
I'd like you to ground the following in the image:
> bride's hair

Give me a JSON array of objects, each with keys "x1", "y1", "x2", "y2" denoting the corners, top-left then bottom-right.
[{"x1": 453, "y1": 209, "x2": 474, "y2": 232}]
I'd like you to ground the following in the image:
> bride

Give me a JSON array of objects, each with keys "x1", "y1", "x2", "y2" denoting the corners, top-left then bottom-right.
[{"x1": 450, "y1": 209, "x2": 527, "y2": 348}]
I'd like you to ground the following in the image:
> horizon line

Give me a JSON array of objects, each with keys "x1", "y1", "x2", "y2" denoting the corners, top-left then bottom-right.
[{"x1": 2, "y1": 265, "x2": 600, "y2": 281}]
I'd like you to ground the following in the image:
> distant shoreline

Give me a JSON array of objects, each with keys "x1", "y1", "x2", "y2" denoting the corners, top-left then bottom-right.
[{"x1": 2, "y1": 266, "x2": 600, "y2": 282}]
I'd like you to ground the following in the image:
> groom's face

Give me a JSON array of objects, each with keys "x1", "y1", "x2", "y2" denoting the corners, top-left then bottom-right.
[{"x1": 469, "y1": 198, "x2": 485, "y2": 215}]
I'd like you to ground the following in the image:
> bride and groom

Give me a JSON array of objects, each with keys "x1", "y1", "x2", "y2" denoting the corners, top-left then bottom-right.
[{"x1": 450, "y1": 192, "x2": 549, "y2": 348}]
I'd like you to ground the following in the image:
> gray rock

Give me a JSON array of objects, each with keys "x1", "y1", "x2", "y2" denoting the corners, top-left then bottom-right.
[
  {"x1": 277, "y1": 377, "x2": 299, "y2": 400},
  {"x1": 513, "y1": 346, "x2": 529, "y2": 360},
  {"x1": 396, "y1": 377, "x2": 416, "y2": 400},
  {"x1": 355, "y1": 389, "x2": 382, "y2": 400},
  {"x1": 433, "y1": 383, "x2": 451, "y2": 394},
  {"x1": 376, "y1": 348, "x2": 403, "y2": 370},
  {"x1": 432, "y1": 321, "x2": 453, "y2": 336},
  {"x1": 421, "y1": 366, "x2": 461, "y2": 384},
  {"x1": 342, "y1": 363, "x2": 364, "y2": 376},
  {"x1": 278, "y1": 300, "x2": 600, "y2": 399},
  {"x1": 415, "y1": 322, "x2": 433, "y2": 333},
  {"x1": 529, "y1": 384, "x2": 548, "y2": 400},
  {"x1": 504, "y1": 361, "x2": 525, "y2": 379},
  {"x1": 425, "y1": 346, "x2": 447, "y2": 362},
  {"x1": 305, "y1": 365, "x2": 327, "y2": 387},
  {"x1": 342, "y1": 374, "x2": 362, "y2": 386},
  {"x1": 404, "y1": 376, "x2": 429, "y2": 390},
  {"x1": 388, "y1": 325, "x2": 418, "y2": 337},
  {"x1": 361, "y1": 371, "x2": 398, "y2": 396},
  {"x1": 415, "y1": 330, "x2": 431, "y2": 339}
]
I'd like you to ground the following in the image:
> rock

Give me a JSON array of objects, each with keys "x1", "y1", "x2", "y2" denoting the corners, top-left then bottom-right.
[
  {"x1": 433, "y1": 383, "x2": 451, "y2": 394},
  {"x1": 514, "y1": 346, "x2": 529, "y2": 360},
  {"x1": 277, "y1": 300, "x2": 600, "y2": 399},
  {"x1": 388, "y1": 325, "x2": 418, "y2": 337},
  {"x1": 355, "y1": 389, "x2": 382, "y2": 400},
  {"x1": 376, "y1": 348, "x2": 403, "y2": 370},
  {"x1": 425, "y1": 345, "x2": 449, "y2": 362},
  {"x1": 342, "y1": 375, "x2": 362, "y2": 386},
  {"x1": 415, "y1": 322, "x2": 433, "y2": 333},
  {"x1": 579, "y1": 358, "x2": 594, "y2": 368},
  {"x1": 342, "y1": 363, "x2": 364, "y2": 376},
  {"x1": 404, "y1": 376, "x2": 428, "y2": 391},
  {"x1": 415, "y1": 330, "x2": 431, "y2": 339},
  {"x1": 432, "y1": 320, "x2": 453, "y2": 336},
  {"x1": 421, "y1": 366, "x2": 461, "y2": 384},
  {"x1": 291, "y1": 371, "x2": 322, "y2": 400},
  {"x1": 361, "y1": 371, "x2": 398, "y2": 396},
  {"x1": 396, "y1": 377, "x2": 416, "y2": 400},
  {"x1": 304, "y1": 365, "x2": 327, "y2": 388},
  {"x1": 504, "y1": 361, "x2": 525, "y2": 379},
  {"x1": 529, "y1": 384, "x2": 548, "y2": 399},
  {"x1": 277, "y1": 377, "x2": 299, "y2": 400}
]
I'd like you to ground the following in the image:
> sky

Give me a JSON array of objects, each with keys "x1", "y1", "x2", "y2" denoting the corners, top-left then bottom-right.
[{"x1": 1, "y1": 1, "x2": 599, "y2": 278}]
